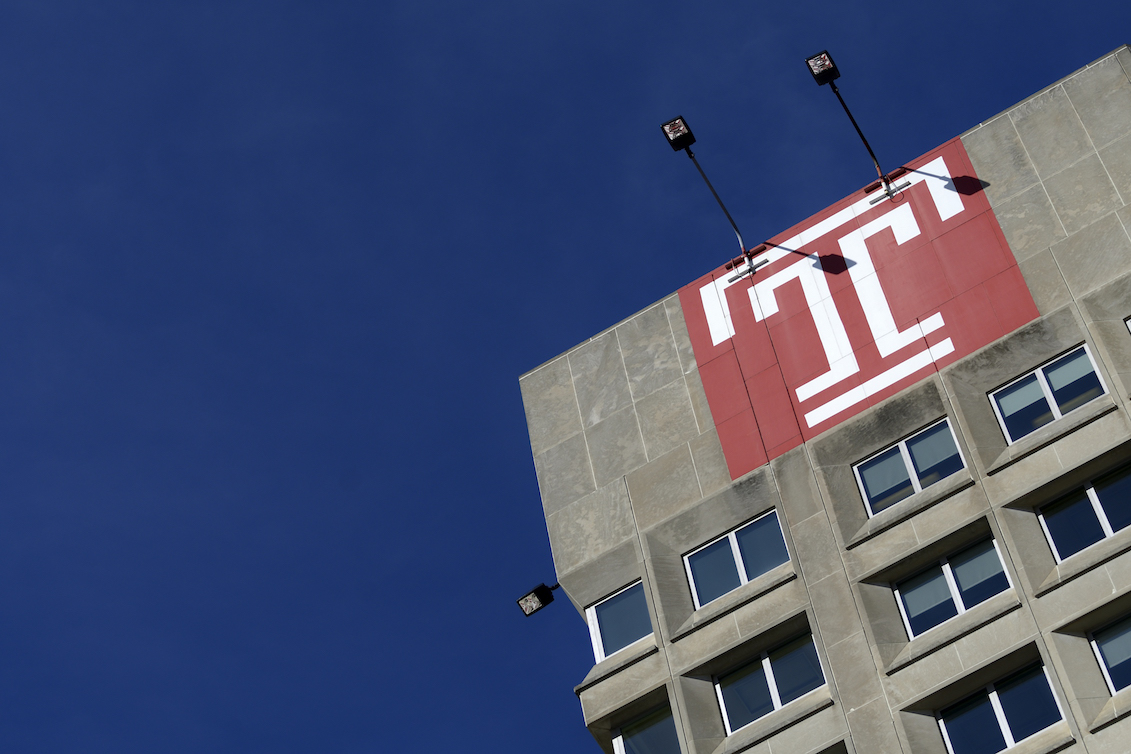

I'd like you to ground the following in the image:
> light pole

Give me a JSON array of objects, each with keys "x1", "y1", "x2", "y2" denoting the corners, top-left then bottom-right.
[
  {"x1": 805, "y1": 50, "x2": 910, "y2": 204},
  {"x1": 660, "y1": 116, "x2": 768, "y2": 282}
]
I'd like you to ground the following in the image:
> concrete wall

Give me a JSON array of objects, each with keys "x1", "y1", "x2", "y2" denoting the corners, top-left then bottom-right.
[{"x1": 521, "y1": 46, "x2": 1131, "y2": 754}]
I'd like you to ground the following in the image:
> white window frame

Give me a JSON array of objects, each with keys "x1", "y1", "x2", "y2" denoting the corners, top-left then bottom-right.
[
  {"x1": 1089, "y1": 615, "x2": 1131, "y2": 696},
  {"x1": 712, "y1": 635, "x2": 827, "y2": 736},
  {"x1": 1036, "y1": 466, "x2": 1131, "y2": 563},
  {"x1": 853, "y1": 418, "x2": 966, "y2": 517},
  {"x1": 682, "y1": 510, "x2": 789, "y2": 609},
  {"x1": 893, "y1": 539, "x2": 1012, "y2": 639},
  {"x1": 989, "y1": 344, "x2": 1107, "y2": 444},
  {"x1": 937, "y1": 666, "x2": 1064, "y2": 754},
  {"x1": 586, "y1": 581, "x2": 653, "y2": 663}
]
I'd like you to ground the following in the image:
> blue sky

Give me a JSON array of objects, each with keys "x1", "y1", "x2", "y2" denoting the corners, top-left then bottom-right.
[{"x1": 0, "y1": 3, "x2": 1128, "y2": 752}]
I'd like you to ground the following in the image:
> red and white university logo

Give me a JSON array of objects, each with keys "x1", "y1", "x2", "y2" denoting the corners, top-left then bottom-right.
[{"x1": 678, "y1": 139, "x2": 1039, "y2": 479}]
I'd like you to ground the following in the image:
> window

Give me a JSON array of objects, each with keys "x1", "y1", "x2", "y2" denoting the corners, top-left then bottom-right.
[
  {"x1": 895, "y1": 539, "x2": 1011, "y2": 638},
  {"x1": 990, "y1": 346, "x2": 1105, "y2": 443},
  {"x1": 1092, "y1": 614, "x2": 1131, "y2": 695},
  {"x1": 715, "y1": 635, "x2": 826, "y2": 735},
  {"x1": 937, "y1": 665, "x2": 1062, "y2": 754},
  {"x1": 684, "y1": 511, "x2": 790, "y2": 608},
  {"x1": 1038, "y1": 463, "x2": 1131, "y2": 562},
  {"x1": 854, "y1": 419, "x2": 965, "y2": 515},
  {"x1": 613, "y1": 706, "x2": 681, "y2": 754},
  {"x1": 587, "y1": 582, "x2": 653, "y2": 662}
]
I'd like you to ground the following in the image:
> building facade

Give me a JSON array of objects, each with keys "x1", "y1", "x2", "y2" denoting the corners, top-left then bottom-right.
[{"x1": 520, "y1": 46, "x2": 1131, "y2": 754}]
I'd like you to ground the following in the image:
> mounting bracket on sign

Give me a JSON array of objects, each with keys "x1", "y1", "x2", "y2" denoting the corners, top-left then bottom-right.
[
  {"x1": 726, "y1": 244, "x2": 770, "y2": 283},
  {"x1": 866, "y1": 166, "x2": 912, "y2": 204}
]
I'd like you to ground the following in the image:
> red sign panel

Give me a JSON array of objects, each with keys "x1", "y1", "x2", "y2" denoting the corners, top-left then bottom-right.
[{"x1": 678, "y1": 139, "x2": 1038, "y2": 479}]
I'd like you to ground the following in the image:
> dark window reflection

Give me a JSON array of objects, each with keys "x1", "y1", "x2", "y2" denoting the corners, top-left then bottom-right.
[
  {"x1": 620, "y1": 707, "x2": 682, "y2": 754},
  {"x1": 1042, "y1": 491, "x2": 1105, "y2": 561},
  {"x1": 995, "y1": 666, "x2": 1061, "y2": 743},
  {"x1": 595, "y1": 583, "x2": 651, "y2": 657}
]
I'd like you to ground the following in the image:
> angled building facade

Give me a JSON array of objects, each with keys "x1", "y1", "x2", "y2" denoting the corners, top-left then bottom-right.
[{"x1": 521, "y1": 46, "x2": 1131, "y2": 754}]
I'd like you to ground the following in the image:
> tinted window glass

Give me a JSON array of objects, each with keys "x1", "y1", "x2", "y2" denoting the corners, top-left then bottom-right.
[
  {"x1": 734, "y1": 513, "x2": 789, "y2": 582},
  {"x1": 595, "y1": 583, "x2": 651, "y2": 656},
  {"x1": 687, "y1": 538, "x2": 741, "y2": 607},
  {"x1": 995, "y1": 374, "x2": 1053, "y2": 441},
  {"x1": 899, "y1": 567, "x2": 957, "y2": 635},
  {"x1": 907, "y1": 422, "x2": 963, "y2": 488},
  {"x1": 769, "y1": 636, "x2": 824, "y2": 705},
  {"x1": 718, "y1": 658, "x2": 773, "y2": 731},
  {"x1": 951, "y1": 540, "x2": 1009, "y2": 609},
  {"x1": 1095, "y1": 465, "x2": 1131, "y2": 533},
  {"x1": 620, "y1": 707, "x2": 681, "y2": 754},
  {"x1": 858, "y1": 446, "x2": 914, "y2": 513},
  {"x1": 1042, "y1": 492, "x2": 1105, "y2": 560},
  {"x1": 1096, "y1": 616, "x2": 1131, "y2": 692},
  {"x1": 995, "y1": 666, "x2": 1061, "y2": 743},
  {"x1": 1045, "y1": 349, "x2": 1103, "y2": 415},
  {"x1": 941, "y1": 693, "x2": 1007, "y2": 754}
]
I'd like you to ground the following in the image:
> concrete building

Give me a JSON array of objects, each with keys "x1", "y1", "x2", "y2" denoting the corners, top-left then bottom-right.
[{"x1": 520, "y1": 46, "x2": 1131, "y2": 754}]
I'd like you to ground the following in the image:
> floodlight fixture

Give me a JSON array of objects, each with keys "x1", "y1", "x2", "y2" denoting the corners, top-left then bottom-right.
[
  {"x1": 661, "y1": 116, "x2": 696, "y2": 152},
  {"x1": 660, "y1": 115, "x2": 749, "y2": 260},
  {"x1": 517, "y1": 582, "x2": 559, "y2": 617},
  {"x1": 805, "y1": 50, "x2": 840, "y2": 86},
  {"x1": 804, "y1": 50, "x2": 910, "y2": 202}
]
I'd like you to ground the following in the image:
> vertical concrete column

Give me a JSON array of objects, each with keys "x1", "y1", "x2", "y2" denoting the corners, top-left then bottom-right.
[{"x1": 773, "y1": 446, "x2": 907, "y2": 753}]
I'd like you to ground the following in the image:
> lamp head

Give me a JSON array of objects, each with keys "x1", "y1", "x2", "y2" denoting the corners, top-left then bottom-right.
[
  {"x1": 805, "y1": 50, "x2": 840, "y2": 86},
  {"x1": 660, "y1": 116, "x2": 696, "y2": 152},
  {"x1": 517, "y1": 583, "x2": 556, "y2": 616}
]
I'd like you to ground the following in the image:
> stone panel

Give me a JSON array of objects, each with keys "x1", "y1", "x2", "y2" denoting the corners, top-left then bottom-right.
[
  {"x1": 843, "y1": 696, "x2": 901, "y2": 754},
  {"x1": 685, "y1": 369, "x2": 714, "y2": 435},
  {"x1": 990, "y1": 182, "x2": 1066, "y2": 262},
  {"x1": 884, "y1": 643, "x2": 963, "y2": 707},
  {"x1": 569, "y1": 331, "x2": 632, "y2": 428},
  {"x1": 617, "y1": 303, "x2": 683, "y2": 402},
  {"x1": 1029, "y1": 565, "x2": 1116, "y2": 628},
  {"x1": 689, "y1": 429, "x2": 730, "y2": 499},
  {"x1": 951, "y1": 605, "x2": 1037, "y2": 671},
  {"x1": 636, "y1": 379, "x2": 700, "y2": 460},
  {"x1": 663, "y1": 295, "x2": 697, "y2": 375},
  {"x1": 1010, "y1": 85, "x2": 1093, "y2": 179},
  {"x1": 789, "y1": 514, "x2": 845, "y2": 586},
  {"x1": 626, "y1": 444, "x2": 703, "y2": 530},
  {"x1": 809, "y1": 571, "x2": 864, "y2": 649},
  {"x1": 665, "y1": 615, "x2": 742, "y2": 675},
  {"x1": 824, "y1": 630, "x2": 883, "y2": 710},
  {"x1": 585, "y1": 406, "x2": 647, "y2": 487},
  {"x1": 1064, "y1": 54, "x2": 1131, "y2": 150},
  {"x1": 756, "y1": 701, "x2": 845, "y2": 754},
  {"x1": 1100, "y1": 132, "x2": 1131, "y2": 202},
  {"x1": 520, "y1": 355, "x2": 582, "y2": 456},
  {"x1": 534, "y1": 431, "x2": 596, "y2": 516},
  {"x1": 578, "y1": 649, "x2": 670, "y2": 724},
  {"x1": 1043, "y1": 153, "x2": 1123, "y2": 236},
  {"x1": 546, "y1": 480, "x2": 638, "y2": 575},
  {"x1": 962, "y1": 115, "x2": 1038, "y2": 205},
  {"x1": 771, "y1": 445, "x2": 824, "y2": 529},
  {"x1": 1018, "y1": 248, "x2": 1072, "y2": 315},
  {"x1": 1049, "y1": 212, "x2": 1131, "y2": 299}
]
